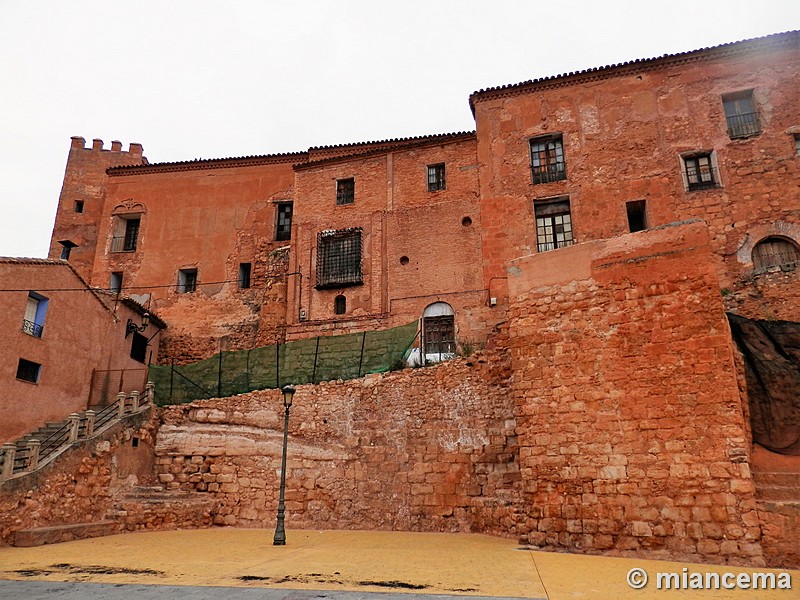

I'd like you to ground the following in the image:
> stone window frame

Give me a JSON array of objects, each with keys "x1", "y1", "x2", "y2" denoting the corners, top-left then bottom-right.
[{"x1": 680, "y1": 150, "x2": 721, "y2": 192}]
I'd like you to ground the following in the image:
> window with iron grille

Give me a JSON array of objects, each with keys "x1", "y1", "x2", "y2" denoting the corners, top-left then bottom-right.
[
  {"x1": 316, "y1": 228, "x2": 362, "y2": 288},
  {"x1": 723, "y1": 90, "x2": 760, "y2": 139},
  {"x1": 336, "y1": 178, "x2": 355, "y2": 205},
  {"x1": 178, "y1": 268, "x2": 198, "y2": 293},
  {"x1": 752, "y1": 237, "x2": 800, "y2": 270},
  {"x1": 427, "y1": 163, "x2": 446, "y2": 191},
  {"x1": 683, "y1": 153, "x2": 718, "y2": 191},
  {"x1": 534, "y1": 197, "x2": 574, "y2": 252},
  {"x1": 275, "y1": 202, "x2": 293, "y2": 241},
  {"x1": 16, "y1": 358, "x2": 41, "y2": 383},
  {"x1": 530, "y1": 134, "x2": 566, "y2": 184}
]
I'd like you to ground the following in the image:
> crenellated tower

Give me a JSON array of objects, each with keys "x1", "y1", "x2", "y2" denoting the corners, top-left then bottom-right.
[{"x1": 47, "y1": 136, "x2": 147, "y2": 283}]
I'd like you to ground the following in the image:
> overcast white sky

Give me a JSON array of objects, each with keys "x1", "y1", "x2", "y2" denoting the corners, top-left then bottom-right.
[{"x1": 1, "y1": 0, "x2": 798, "y2": 258}]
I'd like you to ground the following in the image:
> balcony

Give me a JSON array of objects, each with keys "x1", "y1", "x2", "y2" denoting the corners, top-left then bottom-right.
[
  {"x1": 726, "y1": 112, "x2": 760, "y2": 139},
  {"x1": 110, "y1": 236, "x2": 137, "y2": 253},
  {"x1": 21, "y1": 319, "x2": 43, "y2": 338}
]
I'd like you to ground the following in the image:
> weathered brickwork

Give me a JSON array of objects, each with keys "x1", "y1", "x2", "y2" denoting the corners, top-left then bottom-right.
[
  {"x1": 472, "y1": 34, "x2": 800, "y2": 306},
  {"x1": 154, "y1": 354, "x2": 523, "y2": 536},
  {"x1": 506, "y1": 222, "x2": 762, "y2": 565}
]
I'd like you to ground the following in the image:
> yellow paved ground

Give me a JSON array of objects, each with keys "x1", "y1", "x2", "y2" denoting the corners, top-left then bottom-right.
[{"x1": 0, "y1": 529, "x2": 797, "y2": 599}]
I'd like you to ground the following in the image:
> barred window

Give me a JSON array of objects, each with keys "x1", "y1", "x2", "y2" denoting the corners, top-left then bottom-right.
[
  {"x1": 316, "y1": 228, "x2": 362, "y2": 288},
  {"x1": 723, "y1": 90, "x2": 759, "y2": 139},
  {"x1": 530, "y1": 134, "x2": 566, "y2": 184},
  {"x1": 427, "y1": 163, "x2": 446, "y2": 191},
  {"x1": 336, "y1": 178, "x2": 355, "y2": 205},
  {"x1": 534, "y1": 197, "x2": 574, "y2": 252}
]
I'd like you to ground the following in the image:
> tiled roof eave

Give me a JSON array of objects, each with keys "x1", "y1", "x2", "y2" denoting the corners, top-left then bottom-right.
[
  {"x1": 295, "y1": 131, "x2": 476, "y2": 171},
  {"x1": 469, "y1": 31, "x2": 799, "y2": 111},
  {"x1": 107, "y1": 153, "x2": 309, "y2": 176}
]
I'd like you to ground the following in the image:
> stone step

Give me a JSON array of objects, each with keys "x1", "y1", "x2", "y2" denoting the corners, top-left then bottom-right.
[
  {"x1": 757, "y1": 485, "x2": 800, "y2": 502},
  {"x1": 753, "y1": 471, "x2": 800, "y2": 487},
  {"x1": 13, "y1": 521, "x2": 118, "y2": 547}
]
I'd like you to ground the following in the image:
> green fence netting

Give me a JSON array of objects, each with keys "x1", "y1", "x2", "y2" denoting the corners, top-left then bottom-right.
[{"x1": 149, "y1": 320, "x2": 419, "y2": 405}]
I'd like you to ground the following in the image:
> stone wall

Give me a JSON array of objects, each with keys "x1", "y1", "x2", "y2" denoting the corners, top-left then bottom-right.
[
  {"x1": 506, "y1": 221, "x2": 763, "y2": 566},
  {"x1": 154, "y1": 352, "x2": 523, "y2": 536},
  {"x1": 0, "y1": 411, "x2": 157, "y2": 546}
]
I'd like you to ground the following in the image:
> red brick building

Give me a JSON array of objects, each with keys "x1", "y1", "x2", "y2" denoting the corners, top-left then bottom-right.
[{"x1": 47, "y1": 32, "x2": 799, "y2": 364}]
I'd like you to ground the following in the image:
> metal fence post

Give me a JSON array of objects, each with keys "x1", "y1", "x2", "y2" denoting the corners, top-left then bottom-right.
[
  {"x1": 68, "y1": 413, "x2": 81, "y2": 443},
  {"x1": 26, "y1": 439, "x2": 40, "y2": 471},
  {"x1": 276, "y1": 341, "x2": 280, "y2": 388},
  {"x1": 170, "y1": 359, "x2": 175, "y2": 403},
  {"x1": 117, "y1": 392, "x2": 127, "y2": 418},
  {"x1": 1, "y1": 444, "x2": 15, "y2": 480},
  {"x1": 84, "y1": 410, "x2": 96, "y2": 438},
  {"x1": 131, "y1": 390, "x2": 140, "y2": 412},
  {"x1": 217, "y1": 340, "x2": 223, "y2": 398},
  {"x1": 312, "y1": 336, "x2": 320, "y2": 383},
  {"x1": 358, "y1": 331, "x2": 367, "y2": 377}
]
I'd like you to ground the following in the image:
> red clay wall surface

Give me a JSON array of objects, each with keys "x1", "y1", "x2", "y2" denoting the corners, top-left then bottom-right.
[
  {"x1": 473, "y1": 36, "x2": 800, "y2": 304},
  {"x1": 0, "y1": 260, "x2": 160, "y2": 442},
  {"x1": 506, "y1": 221, "x2": 763, "y2": 565},
  {"x1": 154, "y1": 354, "x2": 523, "y2": 536}
]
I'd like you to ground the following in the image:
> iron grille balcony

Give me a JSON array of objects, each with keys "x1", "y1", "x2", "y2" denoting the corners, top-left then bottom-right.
[
  {"x1": 685, "y1": 165, "x2": 720, "y2": 191},
  {"x1": 726, "y1": 112, "x2": 760, "y2": 139},
  {"x1": 316, "y1": 229, "x2": 362, "y2": 289},
  {"x1": 22, "y1": 319, "x2": 44, "y2": 338},
  {"x1": 111, "y1": 235, "x2": 137, "y2": 253}
]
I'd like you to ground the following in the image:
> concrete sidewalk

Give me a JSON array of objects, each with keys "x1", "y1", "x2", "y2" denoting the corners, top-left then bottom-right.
[{"x1": 0, "y1": 529, "x2": 796, "y2": 599}]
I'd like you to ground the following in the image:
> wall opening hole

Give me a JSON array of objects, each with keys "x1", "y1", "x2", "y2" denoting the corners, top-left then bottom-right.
[
  {"x1": 400, "y1": 256, "x2": 409, "y2": 265},
  {"x1": 132, "y1": 437, "x2": 140, "y2": 448},
  {"x1": 461, "y1": 216, "x2": 472, "y2": 227},
  {"x1": 334, "y1": 294, "x2": 346, "y2": 315}
]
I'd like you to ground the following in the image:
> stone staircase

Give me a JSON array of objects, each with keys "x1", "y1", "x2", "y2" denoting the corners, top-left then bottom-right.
[
  {"x1": 1, "y1": 387, "x2": 151, "y2": 480},
  {"x1": 108, "y1": 485, "x2": 219, "y2": 532},
  {"x1": 753, "y1": 471, "x2": 800, "y2": 503}
]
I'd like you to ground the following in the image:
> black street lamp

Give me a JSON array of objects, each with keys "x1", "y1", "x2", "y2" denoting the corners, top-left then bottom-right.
[
  {"x1": 125, "y1": 312, "x2": 150, "y2": 338},
  {"x1": 273, "y1": 384, "x2": 295, "y2": 545}
]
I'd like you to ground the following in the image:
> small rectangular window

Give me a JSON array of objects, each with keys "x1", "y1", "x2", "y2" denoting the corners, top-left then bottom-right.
[
  {"x1": 626, "y1": 200, "x2": 647, "y2": 233},
  {"x1": 110, "y1": 272, "x2": 123, "y2": 294},
  {"x1": 722, "y1": 90, "x2": 759, "y2": 139},
  {"x1": 178, "y1": 268, "x2": 198, "y2": 293},
  {"x1": 336, "y1": 178, "x2": 355, "y2": 205},
  {"x1": 74, "y1": 200, "x2": 84, "y2": 213},
  {"x1": 534, "y1": 197, "x2": 574, "y2": 252},
  {"x1": 16, "y1": 358, "x2": 42, "y2": 383},
  {"x1": 683, "y1": 153, "x2": 718, "y2": 191},
  {"x1": 238, "y1": 263, "x2": 252, "y2": 289},
  {"x1": 275, "y1": 202, "x2": 293, "y2": 241},
  {"x1": 530, "y1": 134, "x2": 566, "y2": 184},
  {"x1": 130, "y1": 332, "x2": 148, "y2": 363},
  {"x1": 59, "y1": 240, "x2": 76, "y2": 260},
  {"x1": 794, "y1": 134, "x2": 800, "y2": 157},
  {"x1": 22, "y1": 292, "x2": 48, "y2": 338},
  {"x1": 427, "y1": 164, "x2": 446, "y2": 191}
]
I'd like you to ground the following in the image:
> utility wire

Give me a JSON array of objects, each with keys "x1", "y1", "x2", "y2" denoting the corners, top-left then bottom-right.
[{"x1": 0, "y1": 274, "x2": 288, "y2": 294}]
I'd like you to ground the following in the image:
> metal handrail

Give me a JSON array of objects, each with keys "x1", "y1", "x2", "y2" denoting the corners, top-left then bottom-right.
[{"x1": 21, "y1": 319, "x2": 44, "y2": 338}]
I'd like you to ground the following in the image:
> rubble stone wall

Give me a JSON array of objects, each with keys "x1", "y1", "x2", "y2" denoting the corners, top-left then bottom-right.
[
  {"x1": 154, "y1": 353, "x2": 523, "y2": 537},
  {"x1": 506, "y1": 221, "x2": 763, "y2": 565}
]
